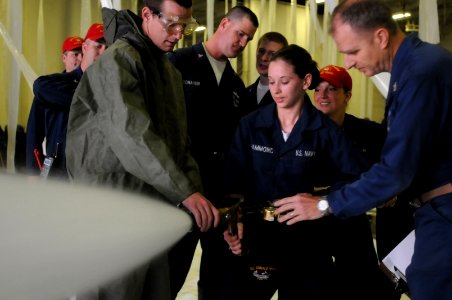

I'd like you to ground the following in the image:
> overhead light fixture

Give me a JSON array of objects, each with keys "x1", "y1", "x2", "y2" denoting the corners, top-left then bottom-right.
[
  {"x1": 316, "y1": 0, "x2": 325, "y2": 3},
  {"x1": 195, "y1": 25, "x2": 206, "y2": 32},
  {"x1": 392, "y1": 12, "x2": 411, "y2": 20}
]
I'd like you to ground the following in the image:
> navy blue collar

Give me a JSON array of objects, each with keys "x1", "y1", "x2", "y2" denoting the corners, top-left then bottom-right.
[
  {"x1": 71, "y1": 65, "x2": 84, "y2": 80},
  {"x1": 389, "y1": 34, "x2": 421, "y2": 91}
]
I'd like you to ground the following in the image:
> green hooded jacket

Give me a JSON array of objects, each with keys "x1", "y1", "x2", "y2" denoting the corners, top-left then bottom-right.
[{"x1": 66, "y1": 8, "x2": 201, "y2": 206}]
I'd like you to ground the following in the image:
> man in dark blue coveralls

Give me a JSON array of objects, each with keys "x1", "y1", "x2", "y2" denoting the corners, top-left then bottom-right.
[
  {"x1": 243, "y1": 31, "x2": 288, "y2": 110},
  {"x1": 61, "y1": 36, "x2": 84, "y2": 73},
  {"x1": 25, "y1": 23, "x2": 106, "y2": 179},
  {"x1": 167, "y1": 5, "x2": 258, "y2": 299},
  {"x1": 274, "y1": 1, "x2": 452, "y2": 299}
]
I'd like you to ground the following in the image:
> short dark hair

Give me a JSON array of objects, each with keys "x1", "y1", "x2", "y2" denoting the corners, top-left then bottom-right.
[
  {"x1": 331, "y1": 0, "x2": 399, "y2": 36},
  {"x1": 270, "y1": 44, "x2": 320, "y2": 90},
  {"x1": 225, "y1": 5, "x2": 259, "y2": 28},
  {"x1": 143, "y1": 0, "x2": 192, "y2": 11},
  {"x1": 257, "y1": 32, "x2": 288, "y2": 48}
]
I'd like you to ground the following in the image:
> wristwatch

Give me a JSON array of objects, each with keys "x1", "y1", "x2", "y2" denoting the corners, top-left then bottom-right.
[{"x1": 317, "y1": 196, "x2": 331, "y2": 217}]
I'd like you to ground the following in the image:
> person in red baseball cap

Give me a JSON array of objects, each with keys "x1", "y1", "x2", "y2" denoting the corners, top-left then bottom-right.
[
  {"x1": 62, "y1": 36, "x2": 83, "y2": 72},
  {"x1": 84, "y1": 23, "x2": 105, "y2": 42},
  {"x1": 313, "y1": 65, "x2": 398, "y2": 299},
  {"x1": 314, "y1": 65, "x2": 353, "y2": 125},
  {"x1": 80, "y1": 23, "x2": 106, "y2": 71},
  {"x1": 25, "y1": 23, "x2": 106, "y2": 182}
]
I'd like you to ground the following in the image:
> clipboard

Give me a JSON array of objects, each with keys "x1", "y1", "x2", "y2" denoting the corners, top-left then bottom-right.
[{"x1": 380, "y1": 230, "x2": 415, "y2": 295}]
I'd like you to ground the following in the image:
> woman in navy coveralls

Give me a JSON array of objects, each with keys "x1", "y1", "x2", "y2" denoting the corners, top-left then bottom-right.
[{"x1": 222, "y1": 45, "x2": 374, "y2": 300}]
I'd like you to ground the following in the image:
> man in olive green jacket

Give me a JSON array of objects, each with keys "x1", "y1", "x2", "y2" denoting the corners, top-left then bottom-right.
[{"x1": 66, "y1": 1, "x2": 219, "y2": 299}]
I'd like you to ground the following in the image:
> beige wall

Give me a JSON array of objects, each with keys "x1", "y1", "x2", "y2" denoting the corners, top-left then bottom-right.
[
  {"x1": 0, "y1": 0, "x2": 10, "y2": 127},
  {"x1": 243, "y1": 1, "x2": 310, "y2": 87},
  {"x1": 0, "y1": 0, "x2": 385, "y2": 132},
  {"x1": 0, "y1": 0, "x2": 137, "y2": 129},
  {"x1": 4, "y1": 0, "x2": 450, "y2": 131}
]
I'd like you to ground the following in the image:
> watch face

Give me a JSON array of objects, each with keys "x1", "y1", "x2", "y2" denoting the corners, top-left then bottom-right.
[{"x1": 318, "y1": 200, "x2": 329, "y2": 211}]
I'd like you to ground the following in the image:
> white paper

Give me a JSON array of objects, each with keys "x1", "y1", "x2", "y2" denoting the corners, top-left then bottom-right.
[{"x1": 382, "y1": 230, "x2": 415, "y2": 281}]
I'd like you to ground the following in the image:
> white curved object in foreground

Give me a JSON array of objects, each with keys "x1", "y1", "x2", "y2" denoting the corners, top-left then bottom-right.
[{"x1": 0, "y1": 174, "x2": 191, "y2": 300}]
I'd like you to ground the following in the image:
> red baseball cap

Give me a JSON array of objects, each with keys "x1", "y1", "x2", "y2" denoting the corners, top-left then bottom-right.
[
  {"x1": 84, "y1": 23, "x2": 104, "y2": 42},
  {"x1": 319, "y1": 65, "x2": 353, "y2": 91},
  {"x1": 62, "y1": 36, "x2": 83, "y2": 54}
]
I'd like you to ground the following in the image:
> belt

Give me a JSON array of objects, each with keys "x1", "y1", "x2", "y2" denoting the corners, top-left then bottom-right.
[{"x1": 420, "y1": 183, "x2": 452, "y2": 203}]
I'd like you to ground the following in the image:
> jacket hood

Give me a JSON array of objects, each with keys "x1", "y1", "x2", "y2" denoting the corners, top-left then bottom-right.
[
  {"x1": 102, "y1": 7, "x2": 164, "y2": 56},
  {"x1": 102, "y1": 7, "x2": 144, "y2": 47}
]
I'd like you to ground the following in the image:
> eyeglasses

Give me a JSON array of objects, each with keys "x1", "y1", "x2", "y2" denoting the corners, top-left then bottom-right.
[
  {"x1": 257, "y1": 48, "x2": 276, "y2": 57},
  {"x1": 150, "y1": 8, "x2": 199, "y2": 36}
]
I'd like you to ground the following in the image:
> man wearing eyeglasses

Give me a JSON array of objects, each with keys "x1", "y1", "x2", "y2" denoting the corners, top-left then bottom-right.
[
  {"x1": 66, "y1": 1, "x2": 219, "y2": 299},
  {"x1": 61, "y1": 36, "x2": 84, "y2": 73},
  {"x1": 167, "y1": 5, "x2": 258, "y2": 300},
  {"x1": 243, "y1": 32, "x2": 288, "y2": 111}
]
